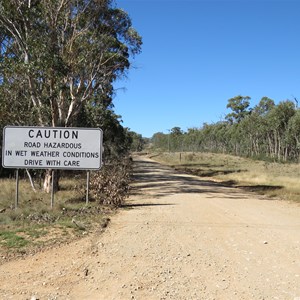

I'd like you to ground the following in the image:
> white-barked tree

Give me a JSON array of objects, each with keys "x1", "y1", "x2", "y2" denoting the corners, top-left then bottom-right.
[{"x1": 0, "y1": 0, "x2": 142, "y2": 191}]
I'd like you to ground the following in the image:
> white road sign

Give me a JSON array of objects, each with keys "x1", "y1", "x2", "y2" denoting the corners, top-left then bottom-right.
[{"x1": 2, "y1": 126, "x2": 103, "y2": 170}]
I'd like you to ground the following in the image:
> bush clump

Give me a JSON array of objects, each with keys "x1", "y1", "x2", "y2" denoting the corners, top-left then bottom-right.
[{"x1": 90, "y1": 158, "x2": 132, "y2": 207}]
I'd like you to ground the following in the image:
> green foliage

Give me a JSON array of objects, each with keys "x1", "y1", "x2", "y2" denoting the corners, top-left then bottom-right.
[
  {"x1": 77, "y1": 101, "x2": 133, "y2": 160},
  {"x1": 170, "y1": 127, "x2": 183, "y2": 135},
  {"x1": 0, "y1": 0, "x2": 142, "y2": 180},
  {"x1": 151, "y1": 132, "x2": 169, "y2": 151},
  {"x1": 0, "y1": 0, "x2": 142, "y2": 127},
  {"x1": 226, "y1": 95, "x2": 251, "y2": 123},
  {"x1": 253, "y1": 97, "x2": 275, "y2": 116},
  {"x1": 151, "y1": 96, "x2": 300, "y2": 162},
  {"x1": 128, "y1": 131, "x2": 145, "y2": 152}
]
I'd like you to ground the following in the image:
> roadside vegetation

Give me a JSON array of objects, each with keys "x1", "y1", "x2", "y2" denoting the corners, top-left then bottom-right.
[
  {"x1": 0, "y1": 0, "x2": 142, "y2": 191},
  {"x1": 2, "y1": 0, "x2": 300, "y2": 263},
  {"x1": 0, "y1": 1, "x2": 142, "y2": 259},
  {"x1": 151, "y1": 151, "x2": 300, "y2": 203},
  {"x1": 148, "y1": 95, "x2": 300, "y2": 204},
  {"x1": 151, "y1": 96, "x2": 300, "y2": 163},
  {"x1": 0, "y1": 157, "x2": 132, "y2": 260}
]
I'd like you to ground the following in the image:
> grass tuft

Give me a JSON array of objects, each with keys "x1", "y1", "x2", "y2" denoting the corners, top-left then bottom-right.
[{"x1": 0, "y1": 231, "x2": 30, "y2": 248}]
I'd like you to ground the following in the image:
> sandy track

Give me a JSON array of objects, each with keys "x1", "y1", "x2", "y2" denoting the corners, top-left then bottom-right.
[{"x1": 0, "y1": 155, "x2": 300, "y2": 300}]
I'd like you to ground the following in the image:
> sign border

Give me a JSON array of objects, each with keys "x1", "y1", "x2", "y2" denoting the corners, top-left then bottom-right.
[{"x1": 2, "y1": 126, "x2": 103, "y2": 170}]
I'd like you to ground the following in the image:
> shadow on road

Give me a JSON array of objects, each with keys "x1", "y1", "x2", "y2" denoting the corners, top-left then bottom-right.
[
  {"x1": 130, "y1": 157, "x2": 235, "y2": 199},
  {"x1": 130, "y1": 157, "x2": 282, "y2": 201},
  {"x1": 121, "y1": 203, "x2": 176, "y2": 209}
]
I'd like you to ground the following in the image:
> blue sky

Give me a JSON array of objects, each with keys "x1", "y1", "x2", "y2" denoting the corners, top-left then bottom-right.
[{"x1": 114, "y1": 0, "x2": 300, "y2": 138}]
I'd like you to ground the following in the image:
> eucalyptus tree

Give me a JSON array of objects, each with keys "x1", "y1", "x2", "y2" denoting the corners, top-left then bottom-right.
[
  {"x1": 287, "y1": 110, "x2": 300, "y2": 160},
  {"x1": 0, "y1": 84, "x2": 37, "y2": 176},
  {"x1": 77, "y1": 100, "x2": 132, "y2": 159},
  {"x1": 253, "y1": 97, "x2": 275, "y2": 116},
  {"x1": 151, "y1": 132, "x2": 168, "y2": 151},
  {"x1": 169, "y1": 127, "x2": 183, "y2": 152},
  {"x1": 185, "y1": 128, "x2": 202, "y2": 152},
  {"x1": 200, "y1": 123, "x2": 216, "y2": 152},
  {"x1": 128, "y1": 131, "x2": 144, "y2": 152},
  {"x1": 266, "y1": 100, "x2": 296, "y2": 161},
  {"x1": 250, "y1": 97, "x2": 275, "y2": 158},
  {"x1": 0, "y1": 0, "x2": 141, "y2": 127},
  {"x1": 225, "y1": 95, "x2": 251, "y2": 124},
  {"x1": 0, "y1": 0, "x2": 142, "y2": 190}
]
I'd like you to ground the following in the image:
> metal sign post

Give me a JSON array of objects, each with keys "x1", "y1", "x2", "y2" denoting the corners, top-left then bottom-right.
[
  {"x1": 86, "y1": 171, "x2": 90, "y2": 205},
  {"x1": 51, "y1": 170, "x2": 55, "y2": 208},
  {"x1": 2, "y1": 126, "x2": 103, "y2": 209},
  {"x1": 15, "y1": 169, "x2": 19, "y2": 209}
]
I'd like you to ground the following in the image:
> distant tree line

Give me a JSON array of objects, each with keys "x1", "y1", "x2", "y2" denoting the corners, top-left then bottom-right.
[{"x1": 151, "y1": 95, "x2": 300, "y2": 162}]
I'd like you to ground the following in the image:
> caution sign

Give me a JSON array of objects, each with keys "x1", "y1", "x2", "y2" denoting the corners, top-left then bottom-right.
[{"x1": 2, "y1": 126, "x2": 103, "y2": 170}]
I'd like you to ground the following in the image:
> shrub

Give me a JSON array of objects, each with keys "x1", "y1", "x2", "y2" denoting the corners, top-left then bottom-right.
[{"x1": 90, "y1": 158, "x2": 131, "y2": 207}]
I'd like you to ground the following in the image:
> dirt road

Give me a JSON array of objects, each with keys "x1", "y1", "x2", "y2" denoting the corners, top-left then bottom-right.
[{"x1": 1, "y1": 155, "x2": 300, "y2": 300}]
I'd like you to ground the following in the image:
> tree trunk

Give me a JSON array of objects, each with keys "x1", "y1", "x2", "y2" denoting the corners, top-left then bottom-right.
[
  {"x1": 26, "y1": 169, "x2": 37, "y2": 192},
  {"x1": 43, "y1": 169, "x2": 59, "y2": 193}
]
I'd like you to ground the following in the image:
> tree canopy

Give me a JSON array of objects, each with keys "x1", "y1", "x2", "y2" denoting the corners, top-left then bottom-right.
[
  {"x1": 225, "y1": 95, "x2": 251, "y2": 124},
  {"x1": 0, "y1": 0, "x2": 142, "y2": 188},
  {"x1": 0, "y1": 0, "x2": 142, "y2": 128},
  {"x1": 151, "y1": 96, "x2": 300, "y2": 162}
]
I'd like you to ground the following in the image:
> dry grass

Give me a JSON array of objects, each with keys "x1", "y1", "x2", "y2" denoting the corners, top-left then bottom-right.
[
  {"x1": 151, "y1": 152, "x2": 300, "y2": 203},
  {"x1": 0, "y1": 174, "x2": 113, "y2": 258},
  {"x1": 0, "y1": 176, "x2": 85, "y2": 212}
]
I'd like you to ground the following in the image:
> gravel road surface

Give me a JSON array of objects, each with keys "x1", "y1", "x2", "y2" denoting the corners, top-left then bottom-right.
[{"x1": 0, "y1": 155, "x2": 300, "y2": 300}]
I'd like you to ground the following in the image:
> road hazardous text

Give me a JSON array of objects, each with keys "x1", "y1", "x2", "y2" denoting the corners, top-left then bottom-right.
[{"x1": 2, "y1": 127, "x2": 103, "y2": 170}]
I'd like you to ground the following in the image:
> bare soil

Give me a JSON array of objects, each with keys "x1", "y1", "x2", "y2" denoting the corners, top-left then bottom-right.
[{"x1": 0, "y1": 155, "x2": 300, "y2": 300}]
